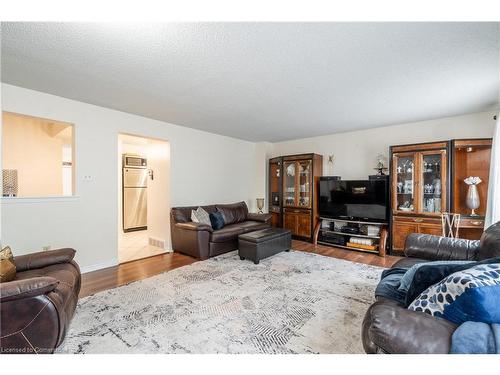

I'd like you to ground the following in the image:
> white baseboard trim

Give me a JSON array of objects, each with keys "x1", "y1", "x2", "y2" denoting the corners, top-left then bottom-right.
[{"x1": 81, "y1": 259, "x2": 119, "y2": 274}]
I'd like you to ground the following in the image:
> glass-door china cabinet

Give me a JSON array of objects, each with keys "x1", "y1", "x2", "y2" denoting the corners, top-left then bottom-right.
[
  {"x1": 283, "y1": 159, "x2": 312, "y2": 208},
  {"x1": 278, "y1": 154, "x2": 322, "y2": 241},
  {"x1": 392, "y1": 149, "x2": 447, "y2": 216},
  {"x1": 390, "y1": 142, "x2": 449, "y2": 252}
]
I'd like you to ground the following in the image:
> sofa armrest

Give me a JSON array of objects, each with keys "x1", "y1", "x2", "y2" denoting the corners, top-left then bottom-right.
[
  {"x1": 14, "y1": 248, "x2": 76, "y2": 272},
  {"x1": 0, "y1": 277, "x2": 59, "y2": 303},
  {"x1": 404, "y1": 233, "x2": 480, "y2": 261},
  {"x1": 364, "y1": 300, "x2": 457, "y2": 354},
  {"x1": 175, "y1": 222, "x2": 213, "y2": 232},
  {"x1": 247, "y1": 213, "x2": 272, "y2": 223}
]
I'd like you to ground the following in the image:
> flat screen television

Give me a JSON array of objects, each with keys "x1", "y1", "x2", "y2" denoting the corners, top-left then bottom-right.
[{"x1": 319, "y1": 178, "x2": 389, "y2": 222}]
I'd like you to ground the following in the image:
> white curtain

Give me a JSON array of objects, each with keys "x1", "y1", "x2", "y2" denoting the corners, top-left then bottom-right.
[{"x1": 485, "y1": 113, "x2": 500, "y2": 228}]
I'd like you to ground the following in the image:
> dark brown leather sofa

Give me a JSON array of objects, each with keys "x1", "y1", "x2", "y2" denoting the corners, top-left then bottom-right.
[
  {"x1": 0, "y1": 248, "x2": 81, "y2": 354},
  {"x1": 170, "y1": 201, "x2": 271, "y2": 259},
  {"x1": 362, "y1": 221, "x2": 500, "y2": 354}
]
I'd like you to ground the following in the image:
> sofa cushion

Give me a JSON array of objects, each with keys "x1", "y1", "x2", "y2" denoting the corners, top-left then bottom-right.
[
  {"x1": 216, "y1": 201, "x2": 248, "y2": 225},
  {"x1": 404, "y1": 257, "x2": 500, "y2": 307},
  {"x1": 1, "y1": 246, "x2": 14, "y2": 261},
  {"x1": 210, "y1": 224, "x2": 245, "y2": 243},
  {"x1": 209, "y1": 212, "x2": 225, "y2": 230},
  {"x1": 233, "y1": 220, "x2": 269, "y2": 232},
  {"x1": 193, "y1": 206, "x2": 211, "y2": 226},
  {"x1": 0, "y1": 260, "x2": 16, "y2": 283},
  {"x1": 171, "y1": 205, "x2": 217, "y2": 223},
  {"x1": 209, "y1": 221, "x2": 269, "y2": 243},
  {"x1": 0, "y1": 246, "x2": 16, "y2": 283},
  {"x1": 399, "y1": 260, "x2": 474, "y2": 292},
  {"x1": 408, "y1": 263, "x2": 500, "y2": 324}
]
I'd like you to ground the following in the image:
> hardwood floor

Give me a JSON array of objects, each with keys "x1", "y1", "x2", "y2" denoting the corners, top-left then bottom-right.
[
  {"x1": 79, "y1": 240, "x2": 402, "y2": 298},
  {"x1": 79, "y1": 252, "x2": 197, "y2": 297},
  {"x1": 292, "y1": 240, "x2": 401, "y2": 268}
]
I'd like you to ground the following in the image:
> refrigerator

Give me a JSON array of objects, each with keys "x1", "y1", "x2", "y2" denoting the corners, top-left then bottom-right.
[{"x1": 122, "y1": 155, "x2": 148, "y2": 232}]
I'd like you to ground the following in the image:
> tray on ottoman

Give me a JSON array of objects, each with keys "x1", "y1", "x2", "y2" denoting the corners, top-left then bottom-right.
[{"x1": 238, "y1": 228, "x2": 292, "y2": 264}]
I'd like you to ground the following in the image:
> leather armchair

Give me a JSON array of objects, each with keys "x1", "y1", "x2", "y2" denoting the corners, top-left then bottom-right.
[
  {"x1": 0, "y1": 248, "x2": 81, "y2": 354},
  {"x1": 170, "y1": 202, "x2": 271, "y2": 260},
  {"x1": 362, "y1": 221, "x2": 500, "y2": 354}
]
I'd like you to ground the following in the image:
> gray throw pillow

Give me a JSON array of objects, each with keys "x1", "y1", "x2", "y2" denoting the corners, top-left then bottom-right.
[{"x1": 193, "y1": 207, "x2": 211, "y2": 225}]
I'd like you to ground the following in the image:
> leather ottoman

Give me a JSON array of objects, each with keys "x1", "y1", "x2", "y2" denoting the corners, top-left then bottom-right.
[{"x1": 238, "y1": 228, "x2": 292, "y2": 264}]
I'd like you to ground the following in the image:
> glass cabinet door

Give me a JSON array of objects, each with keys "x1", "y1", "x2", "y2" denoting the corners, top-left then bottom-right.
[
  {"x1": 297, "y1": 160, "x2": 312, "y2": 208},
  {"x1": 393, "y1": 153, "x2": 416, "y2": 213},
  {"x1": 283, "y1": 161, "x2": 297, "y2": 207},
  {"x1": 419, "y1": 150, "x2": 446, "y2": 215}
]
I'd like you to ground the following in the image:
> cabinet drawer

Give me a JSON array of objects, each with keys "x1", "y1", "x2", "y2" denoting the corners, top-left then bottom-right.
[
  {"x1": 393, "y1": 216, "x2": 441, "y2": 225},
  {"x1": 459, "y1": 218, "x2": 484, "y2": 228},
  {"x1": 417, "y1": 223, "x2": 443, "y2": 237},
  {"x1": 284, "y1": 208, "x2": 310, "y2": 215}
]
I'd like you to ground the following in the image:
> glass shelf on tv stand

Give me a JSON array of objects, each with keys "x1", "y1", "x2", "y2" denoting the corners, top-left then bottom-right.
[
  {"x1": 318, "y1": 228, "x2": 380, "y2": 239},
  {"x1": 319, "y1": 217, "x2": 387, "y2": 226}
]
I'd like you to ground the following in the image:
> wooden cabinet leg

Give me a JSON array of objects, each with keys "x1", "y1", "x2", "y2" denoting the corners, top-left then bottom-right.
[
  {"x1": 379, "y1": 227, "x2": 388, "y2": 257},
  {"x1": 313, "y1": 219, "x2": 322, "y2": 245}
]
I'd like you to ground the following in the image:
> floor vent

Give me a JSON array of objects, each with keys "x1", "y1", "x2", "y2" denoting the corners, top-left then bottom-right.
[{"x1": 149, "y1": 237, "x2": 165, "y2": 250}]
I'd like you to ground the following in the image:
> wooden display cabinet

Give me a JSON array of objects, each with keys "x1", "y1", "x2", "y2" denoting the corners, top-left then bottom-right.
[
  {"x1": 390, "y1": 141, "x2": 450, "y2": 252},
  {"x1": 389, "y1": 138, "x2": 493, "y2": 252},
  {"x1": 451, "y1": 139, "x2": 492, "y2": 240},
  {"x1": 268, "y1": 153, "x2": 322, "y2": 241}
]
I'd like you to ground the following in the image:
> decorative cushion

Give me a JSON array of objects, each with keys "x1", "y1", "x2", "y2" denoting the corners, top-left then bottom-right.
[
  {"x1": 0, "y1": 246, "x2": 16, "y2": 283},
  {"x1": 400, "y1": 261, "x2": 474, "y2": 292},
  {"x1": 0, "y1": 246, "x2": 14, "y2": 261},
  {"x1": 408, "y1": 263, "x2": 500, "y2": 324},
  {"x1": 190, "y1": 210, "x2": 199, "y2": 223},
  {"x1": 192, "y1": 207, "x2": 211, "y2": 226},
  {"x1": 404, "y1": 257, "x2": 500, "y2": 306},
  {"x1": 209, "y1": 212, "x2": 225, "y2": 230}
]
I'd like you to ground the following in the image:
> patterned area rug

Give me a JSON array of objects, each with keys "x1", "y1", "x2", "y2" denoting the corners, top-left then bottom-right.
[{"x1": 57, "y1": 250, "x2": 383, "y2": 354}]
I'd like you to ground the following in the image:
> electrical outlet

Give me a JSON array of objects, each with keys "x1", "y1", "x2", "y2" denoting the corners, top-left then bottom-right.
[
  {"x1": 83, "y1": 175, "x2": 94, "y2": 182},
  {"x1": 42, "y1": 245, "x2": 51, "y2": 251}
]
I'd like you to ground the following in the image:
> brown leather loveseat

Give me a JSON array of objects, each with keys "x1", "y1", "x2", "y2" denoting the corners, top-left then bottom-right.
[
  {"x1": 170, "y1": 201, "x2": 271, "y2": 259},
  {"x1": 0, "y1": 248, "x2": 81, "y2": 354}
]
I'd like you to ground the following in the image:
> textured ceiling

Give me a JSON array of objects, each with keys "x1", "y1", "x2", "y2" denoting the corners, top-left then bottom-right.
[{"x1": 1, "y1": 22, "x2": 499, "y2": 142}]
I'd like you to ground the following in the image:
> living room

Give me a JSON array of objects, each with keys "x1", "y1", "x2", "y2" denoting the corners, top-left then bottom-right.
[{"x1": 1, "y1": 1, "x2": 500, "y2": 372}]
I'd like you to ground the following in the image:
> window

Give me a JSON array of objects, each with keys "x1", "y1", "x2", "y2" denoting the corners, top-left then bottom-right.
[{"x1": 2, "y1": 112, "x2": 75, "y2": 197}]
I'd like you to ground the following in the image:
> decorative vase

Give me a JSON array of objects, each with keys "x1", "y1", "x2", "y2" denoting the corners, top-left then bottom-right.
[
  {"x1": 466, "y1": 184, "x2": 480, "y2": 216},
  {"x1": 256, "y1": 198, "x2": 265, "y2": 214}
]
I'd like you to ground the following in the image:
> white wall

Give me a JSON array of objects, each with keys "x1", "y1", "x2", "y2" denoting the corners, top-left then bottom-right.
[
  {"x1": 146, "y1": 139, "x2": 171, "y2": 250},
  {"x1": 1, "y1": 84, "x2": 256, "y2": 271},
  {"x1": 270, "y1": 111, "x2": 497, "y2": 179}
]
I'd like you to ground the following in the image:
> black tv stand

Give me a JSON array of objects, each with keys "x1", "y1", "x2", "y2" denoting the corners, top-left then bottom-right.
[{"x1": 313, "y1": 217, "x2": 388, "y2": 256}]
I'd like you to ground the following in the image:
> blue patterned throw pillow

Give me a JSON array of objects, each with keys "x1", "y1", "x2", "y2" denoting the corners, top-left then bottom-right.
[
  {"x1": 408, "y1": 263, "x2": 500, "y2": 324},
  {"x1": 209, "y1": 212, "x2": 225, "y2": 230}
]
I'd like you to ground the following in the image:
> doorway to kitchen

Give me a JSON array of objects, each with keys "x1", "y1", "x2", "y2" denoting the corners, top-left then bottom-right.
[{"x1": 118, "y1": 133, "x2": 171, "y2": 263}]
